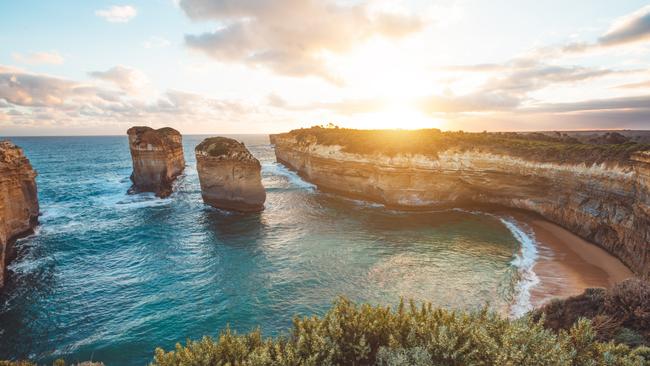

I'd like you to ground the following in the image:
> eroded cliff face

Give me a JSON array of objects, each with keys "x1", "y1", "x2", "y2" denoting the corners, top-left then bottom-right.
[
  {"x1": 271, "y1": 134, "x2": 650, "y2": 278},
  {"x1": 127, "y1": 126, "x2": 185, "y2": 198},
  {"x1": 0, "y1": 141, "x2": 39, "y2": 288},
  {"x1": 195, "y1": 137, "x2": 266, "y2": 212}
]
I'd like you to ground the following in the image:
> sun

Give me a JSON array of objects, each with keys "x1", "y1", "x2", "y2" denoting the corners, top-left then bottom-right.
[{"x1": 346, "y1": 103, "x2": 446, "y2": 130}]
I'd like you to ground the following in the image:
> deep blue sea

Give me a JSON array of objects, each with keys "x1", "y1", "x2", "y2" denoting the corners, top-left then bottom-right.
[{"x1": 0, "y1": 135, "x2": 531, "y2": 365}]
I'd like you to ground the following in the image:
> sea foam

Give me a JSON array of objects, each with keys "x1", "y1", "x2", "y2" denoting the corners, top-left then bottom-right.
[
  {"x1": 262, "y1": 162, "x2": 316, "y2": 191},
  {"x1": 500, "y1": 217, "x2": 540, "y2": 317}
]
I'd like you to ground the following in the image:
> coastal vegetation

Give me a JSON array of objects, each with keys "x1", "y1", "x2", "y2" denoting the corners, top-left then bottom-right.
[
  {"x1": 151, "y1": 296, "x2": 650, "y2": 366},
  {"x1": 282, "y1": 127, "x2": 650, "y2": 166},
  {"x1": 535, "y1": 279, "x2": 650, "y2": 347}
]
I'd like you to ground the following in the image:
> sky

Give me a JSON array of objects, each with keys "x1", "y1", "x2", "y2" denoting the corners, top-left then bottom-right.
[{"x1": 1, "y1": 0, "x2": 649, "y2": 136}]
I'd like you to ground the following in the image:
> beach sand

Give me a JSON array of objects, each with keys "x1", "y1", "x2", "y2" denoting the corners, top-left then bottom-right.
[{"x1": 510, "y1": 212, "x2": 634, "y2": 308}]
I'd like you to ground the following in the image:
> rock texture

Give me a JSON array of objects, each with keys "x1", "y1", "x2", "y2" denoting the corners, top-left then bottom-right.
[
  {"x1": 0, "y1": 141, "x2": 39, "y2": 288},
  {"x1": 195, "y1": 137, "x2": 265, "y2": 212},
  {"x1": 271, "y1": 131, "x2": 650, "y2": 279},
  {"x1": 127, "y1": 126, "x2": 185, "y2": 198}
]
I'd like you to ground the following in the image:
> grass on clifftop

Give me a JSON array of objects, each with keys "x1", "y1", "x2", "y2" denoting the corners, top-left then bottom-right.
[
  {"x1": 151, "y1": 297, "x2": 650, "y2": 366},
  {"x1": 281, "y1": 127, "x2": 650, "y2": 166}
]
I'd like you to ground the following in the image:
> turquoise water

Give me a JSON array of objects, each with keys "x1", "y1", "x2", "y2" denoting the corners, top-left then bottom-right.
[{"x1": 0, "y1": 135, "x2": 525, "y2": 365}]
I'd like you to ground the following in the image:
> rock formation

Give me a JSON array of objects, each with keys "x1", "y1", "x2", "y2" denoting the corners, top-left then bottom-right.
[
  {"x1": 195, "y1": 137, "x2": 265, "y2": 212},
  {"x1": 127, "y1": 126, "x2": 185, "y2": 198},
  {"x1": 271, "y1": 128, "x2": 650, "y2": 279},
  {"x1": 0, "y1": 141, "x2": 39, "y2": 288}
]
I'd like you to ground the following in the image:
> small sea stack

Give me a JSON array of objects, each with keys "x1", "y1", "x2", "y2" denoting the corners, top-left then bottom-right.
[
  {"x1": 0, "y1": 141, "x2": 39, "y2": 288},
  {"x1": 127, "y1": 126, "x2": 185, "y2": 198},
  {"x1": 195, "y1": 137, "x2": 266, "y2": 212}
]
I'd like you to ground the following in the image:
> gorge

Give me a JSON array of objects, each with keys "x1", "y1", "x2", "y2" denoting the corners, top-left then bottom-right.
[
  {"x1": 271, "y1": 128, "x2": 650, "y2": 279},
  {"x1": 0, "y1": 141, "x2": 39, "y2": 289}
]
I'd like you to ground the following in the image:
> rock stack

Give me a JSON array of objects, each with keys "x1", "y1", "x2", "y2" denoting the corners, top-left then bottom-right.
[
  {"x1": 195, "y1": 137, "x2": 266, "y2": 212},
  {"x1": 127, "y1": 126, "x2": 185, "y2": 198},
  {"x1": 0, "y1": 141, "x2": 39, "y2": 288}
]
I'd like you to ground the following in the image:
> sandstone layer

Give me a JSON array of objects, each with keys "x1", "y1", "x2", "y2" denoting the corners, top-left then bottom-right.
[
  {"x1": 0, "y1": 141, "x2": 39, "y2": 288},
  {"x1": 271, "y1": 130, "x2": 650, "y2": 279},
  {"x1": 195, "y1": 137, "x2": 266, "y2": 212},
  {"x1": 127, "y1": 126, "x2": 185, "y2": 198}
]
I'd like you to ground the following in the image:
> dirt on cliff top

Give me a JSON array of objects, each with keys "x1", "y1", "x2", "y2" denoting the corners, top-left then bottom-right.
[
  {"x1": 127, "y1": 126, "x2": 182, "y2": 149},
  {"x1": 195, "y1": 137, "x2": 258, "y2": 162},
  {"x1": 275, "y1": 127, "x2": 650, "y2": 166}
]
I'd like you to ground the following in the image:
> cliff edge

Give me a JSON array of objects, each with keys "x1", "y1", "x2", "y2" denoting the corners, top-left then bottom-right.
[
  {"x1": 195, "y1": 137, "x2": 266, "y2": 212},
  {"x1": 127, "y1": 126, "x2": 185, "y2": 198},
  {"x1": 271, "y1": 128, "x2": 650, "y2": 279},
  {"x1": 0, "y1": 141, "x2": 39, "y2": 288}
]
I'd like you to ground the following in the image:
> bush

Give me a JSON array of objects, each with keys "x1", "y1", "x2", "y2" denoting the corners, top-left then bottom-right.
[
  {"x1": 151, "y1": 298, "x2": 648, "y2": 366},
  {"x1": 536, "y1": 279, "x2": 650, "y2": 347},
  {"x1": 280, "y1": 127, "x2": 650, "y2": 166}
]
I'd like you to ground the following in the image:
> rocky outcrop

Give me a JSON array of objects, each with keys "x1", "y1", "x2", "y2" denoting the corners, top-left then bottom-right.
[
  {"x1": 0, "y1": 141, "x2": 39, "y2": 288},
  {"x1": 195, "y1": 137, "x2": 265, "y2": 212},
  {"x1": 271, "y1": 130, "x2": 650, "y2": 279},
  {"x1": 127, "y1": 126, "x2": 185, "y2": 198}
]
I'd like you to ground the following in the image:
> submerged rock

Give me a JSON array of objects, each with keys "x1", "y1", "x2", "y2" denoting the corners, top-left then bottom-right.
[
  {"x1": 0, "y1": 141, "x2": 39, "y2": 288},
  {"x1": 195, "y1": 137, "x2": 266, "y2": 212},
  {"x1": 127, "y1": 126, "x2": 185, "y2": 198}
]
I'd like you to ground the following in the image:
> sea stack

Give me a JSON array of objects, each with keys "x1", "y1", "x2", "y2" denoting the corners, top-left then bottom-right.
[
  {"x1": 0, "y1": 141, "x2": 39, "y2": 288},
  {"x1": 127, "y1": 126, "x2": 185, "y2": 198},
  {"x1": 195, "y1": 137, "x2": 266, "y2": 212}
]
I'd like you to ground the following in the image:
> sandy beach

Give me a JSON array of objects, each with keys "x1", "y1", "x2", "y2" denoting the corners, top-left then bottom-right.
[{"x1": 510, "y1": 212, "x2": 634, "y2": 308}]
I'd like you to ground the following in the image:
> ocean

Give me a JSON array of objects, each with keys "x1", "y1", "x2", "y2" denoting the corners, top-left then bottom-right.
[{"x1": 0, "y1": 135, "x2": 534, "y2": 365}]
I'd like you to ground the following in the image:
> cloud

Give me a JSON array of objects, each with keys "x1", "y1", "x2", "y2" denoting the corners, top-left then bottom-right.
[
  {"x1": 615, "y1": 80, "x2": 650, "y2": 89},
  {"x1": 598, "y1": 5, "x2": 650, "y2": 46},
  {"x1": 180, "y1": 0, "x2": 424, "y2": 82},
  {"x1": 424, "y1": 60, "x2": 625, "y2": 114},
  {"x1": 0, "y1": 64, "x2": 259, "y2": 131},
  {"x1": 12, "y1": 51, "x2": 65, "y2": 65},
  {"x1": 95, "y1": 5, "x2": 137, "y2": 23},
  {"x1": 89, "y1": 66, "x2": 149, "y2": 94},
  {"x1": 0, "y1": 68, "x2": 107, "y2": 107},
  {"x1": 526, "y1": 95, "x2": 650, "y2": 113},
  {"x1": 551, "y1": 5, "x2": 650, "y2": 55}
]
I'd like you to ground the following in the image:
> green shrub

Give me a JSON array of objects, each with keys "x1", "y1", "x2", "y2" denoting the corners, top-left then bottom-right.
[
  {"x1": 281, "y1": 127, "x2": 650, "y2": 166},
  {"x1": 151, "y1": 298, "x2": 649, "y2": 366},
  {"x1": 536, "y1": 279, "x2": 650, "y2": 347}
]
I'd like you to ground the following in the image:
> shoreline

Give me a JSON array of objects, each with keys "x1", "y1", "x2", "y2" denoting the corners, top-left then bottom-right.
[{"x1": 508, "y1": 212, "x2": 633, "y2": 309}]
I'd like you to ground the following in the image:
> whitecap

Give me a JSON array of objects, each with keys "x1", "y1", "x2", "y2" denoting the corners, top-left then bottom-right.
[
  {"x1": 262, "y1": 162, "x2": 316, "y2": 191},
  {"x1": 500, "y1": 217, "x2": 540, "y2": 317}
]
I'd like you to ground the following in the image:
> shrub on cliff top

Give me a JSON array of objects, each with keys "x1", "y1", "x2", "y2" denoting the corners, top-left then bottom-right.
[
  {"x1": 284, "y1": 127, "x2": 650, "y2": 166},
  {"x1": 535, "y1": 279, "x2": 650, "y2": 347},
  {"x1": 151, "y1": 298, "x2": 648, "y2": 366}
]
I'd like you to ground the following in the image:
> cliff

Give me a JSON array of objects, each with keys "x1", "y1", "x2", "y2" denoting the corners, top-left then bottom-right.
[
  {"x1": 271, "y1": 128, "x2": 650, "y2": 278},
  {"x1": 0, "y1": 141, "x2": 39, "y2": 288},
  {"x1": 127, "y1": 126, "x2": 185, "y2": 198},
  {"x1": 195, "y1": 137, "x2": 266, "y2": 212}
]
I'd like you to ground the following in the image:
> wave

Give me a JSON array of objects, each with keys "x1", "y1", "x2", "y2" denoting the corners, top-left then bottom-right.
[
  {"x1": 499, "y1": 217, "x2": 540, "y2": 318},
  {"x1": 262, "y1": 162, "x2": 316, "y2": 191}
]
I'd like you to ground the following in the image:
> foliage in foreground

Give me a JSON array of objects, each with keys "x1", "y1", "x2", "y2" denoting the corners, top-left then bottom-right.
[
  {"x1": 536, "y1": 279, "x2": 650, "y2": 347},
  {"x1": 151, "y1": 298, "x2": 650, "y2": 366}
]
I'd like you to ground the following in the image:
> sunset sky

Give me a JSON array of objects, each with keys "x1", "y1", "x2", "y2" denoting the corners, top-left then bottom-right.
[{"x1": 1, "y1": 0, "x2": 650, "y2": 135}]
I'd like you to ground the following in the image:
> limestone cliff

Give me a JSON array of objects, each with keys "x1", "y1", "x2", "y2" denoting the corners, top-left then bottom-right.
[
  {"x1": 127, "y1": 126, "x2": 185, "y2": 198},
  {"x1": 0, "y1": 141, "x2": 39, "y2": 288},
  {"x1": 195, "y1": 137, "x2": 266, "y2": 212},
  {"x1": 271, "y1": 129, "x2": 650, "y2": 279}
]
